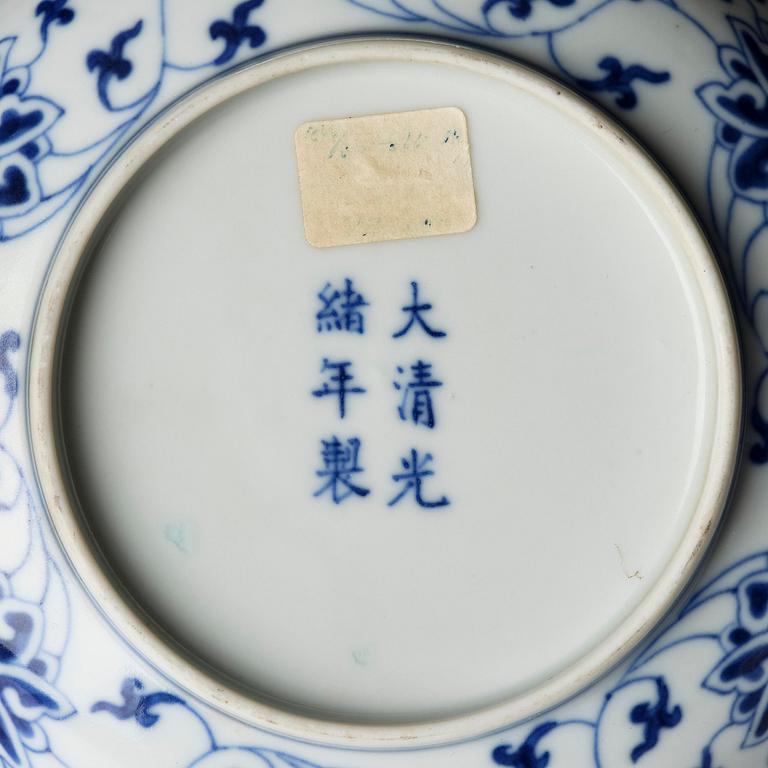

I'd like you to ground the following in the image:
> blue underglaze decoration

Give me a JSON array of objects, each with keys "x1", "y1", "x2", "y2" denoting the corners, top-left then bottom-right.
[
  {"x1": 0, "y1": 41, "x2": 63, "y2": 233},
  {"x1": 0, "y1": 108, "x2": 44, "y2": 147},
  {"x1": 0, "y1": 331, "x2": 19, "y2": 432},
  {"x1": 628, "y1": 678, "x2": 682, "y2": 762},
  {"x1": 388, "y1": 449, "x2": 450, "y2": 508},
  {"x1": 79, "y1": 515, "x2": 768, "y2": 764},
  {"x1": 92, "y1": 678, "x2": 185, "y2": 728},
  {"x1": 749, "y1": 405, "x2": 768, "y2": 463},
  {"x1": 696, "y1": 12, "x2": 768, "y2": 465},
  {"x1": 312, "y1": 359, "x2": 366, "y2": 419},
  {"x1": 492, "y1": 721, "x2": 559, "y2": 767},
  {"x1": 394, "y1": 360, "x2": 443, "y2": 428},
  {"x1": 576, "y1": 55, "x2": 671, "y2": 109},
  {"x1": 0, "y1": 330, "x2": 74, "y2": 768},
  {"x1": 1, "y1": 1, "x2": 768, "y2": 766},
  {"x1": 392, "y1": 281, "x2": 447, "y2": 339},
  {"x1": 209, "y1": 0, "x2": 267, "y2": 66},
  {"x1": 0, "y1": 166, "x2": 29, "y2": 208},
  {"x1": 94, "y1": 678, "x2": 329, "y2": 768},
  {"x1": 316, "y1": 278, "x2": 369, "y2": 334},
  {"x1": 86, "y1": 21, "x2": 144, "y2": 110},
  {"x1": 35, "y1": 0, "x2": 75, "y2": 43},
  {"x1": 484, "y1": 554, "x2": 768, "y2": 764},
  {"x1": 481, "y1": 0, "x2": 575, "y2": 22},
  {"x1": 699, "y1": 18, "x2": 768, "y2": 202},
  {"x1": 703, "y1": 573, "x2": 768, "y2": 747},
  {"x1": 314, "y1": 436, "x2": 370, "y2": 503},
  {"x1": 0, "y1": 0, "x2": 269, "y2": 241}
]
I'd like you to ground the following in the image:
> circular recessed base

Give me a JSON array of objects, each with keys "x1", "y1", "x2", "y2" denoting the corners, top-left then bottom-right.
[{"x1": 29, "y1": 39, "x2": 741, "y2": 747}]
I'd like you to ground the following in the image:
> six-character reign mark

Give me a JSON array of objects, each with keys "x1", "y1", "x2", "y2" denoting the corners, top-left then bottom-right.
[{"x1": 312, "y1": 281, "x2": 449, "y2": 507}]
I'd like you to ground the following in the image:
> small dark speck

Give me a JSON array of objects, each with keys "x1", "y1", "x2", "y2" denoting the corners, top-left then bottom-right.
[
  {"x1": 389, "y1": 143, "x2": 395, "y2": 149},
  {"x1": 362, "y1": 233, "x2": 367, "y2": 237},
  {"x1": 424, "y1": 219, "x2": 431, "y2": 227}
]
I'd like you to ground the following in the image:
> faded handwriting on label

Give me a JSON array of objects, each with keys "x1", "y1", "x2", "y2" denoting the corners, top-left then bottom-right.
[{"x1": 294, "y1": 107, "x2": 477, "y2": 248}]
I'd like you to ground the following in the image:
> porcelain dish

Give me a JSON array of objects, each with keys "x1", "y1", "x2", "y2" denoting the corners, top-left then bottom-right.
[{"x1": 0, "y1": 1, "x2": 767, "y2": 767}]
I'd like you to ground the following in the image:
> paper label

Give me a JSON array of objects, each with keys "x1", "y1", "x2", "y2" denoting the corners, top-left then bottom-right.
[{"x1": 294, "y1": 107, "x2": 477, "y2": 248}]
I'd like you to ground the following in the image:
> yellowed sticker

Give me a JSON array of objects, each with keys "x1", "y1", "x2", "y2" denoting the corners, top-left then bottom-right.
[{"x1": 294, "y1": 107, "x2": 476, "y2": 248}]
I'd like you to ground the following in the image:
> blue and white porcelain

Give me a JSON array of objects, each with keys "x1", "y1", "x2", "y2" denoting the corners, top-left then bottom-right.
[{"x1": 2, "y1": 1, "x2": 768, "y2": 766}]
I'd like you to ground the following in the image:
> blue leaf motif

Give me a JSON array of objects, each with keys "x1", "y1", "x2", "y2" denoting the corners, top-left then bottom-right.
[
  {"x1": 0, "y1": 167, "x2": 27, "y2": 208},
  {"x1": 628, "y1": 678, "x2": 683, "y2": 762},
  {"x1": 706, "y1": 635, "x2": 768, "y2": 695},
  {"x1": 0, "y1": 585, "x2": 73, "y2": 768},
  {"x1": 705, "y1": 633, "x2": 768, "y2": 746},
  {"x1": 738, "y1": 574, "x2": 768, "y2": 633},
  {"x1": 0, "y1": 156, "x2": 40, "y2": 217},
  {"x1": 1, "y1": 67, "x2": 30, "y2": 98},
  {"x1": 86, "y1": 20, "x2": 144, "y2": 110},
  {"x1": 576, "y1": 55, "x2": 671, "y2": 109},
  {"x1": 0, "y1": 111, "x2": 42, "y2": 149},
  {"x1": 19, "y1": 135, "x2": 51, "y2": 163},
  {"x1": 0, "y1": 665, "x2": 74, "y2": 765},
  {"x1": 739, "y1": 18, "x2": 768, "y2": 94},
  {"x1": 92, "y1": 677, "x2": 184, "y2": 729},
  {"x1": 35, "y1": 0, "x2": 75, "y2": 43},
  {"x1": 733, "y1": 135, "x2": 768, "y2": 193},
  {"x1": 749, "y1": 404, "x2": 768, "y2": 463},
  {"x1": 0, "y1": 331, "x2": 19, "y2": 400},
  {"x1": 0, "y1": 0, "x2": 276, "y2": 243},
  {"x1": 748, "y1": 582, "x2": 768, "y2": 621},
  {"x1": 135, "y1": 691, "x2": 185, "y2": 728},
  {"x1": 697, "y1": 18, "x2": 768, "y2": 202},
  {"x1": 209, "y1": 0, "x2": 267, "y2": 66},
  {"x1": 0, "y1": 94, "x2": 62, "y2": 158},
  {"x1": 0, "y1": 668, "x2": 67, "y2": 716},
  {"x1": 0, "y1": 610, "x2": 39, "y2": 667},
  {"x1": 492, "y1": 721, "x2": 559, "y2": 767},
  {"x1": 699, "y1": 79, "x2": 768, "y2": 139},
  {"x1": 0, "y1": 702, "x2": 23, "y2": 768},
  {"x1": 482, "y1": 0, "x2": 575, "y2": 22}
]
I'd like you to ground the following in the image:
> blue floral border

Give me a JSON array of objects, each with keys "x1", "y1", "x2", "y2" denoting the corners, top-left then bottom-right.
[
  {"x1": 0, "y1": 0, "x2": 267, "y2": 241},
  {"x1": 3, "y1": 0, "x2": 768, "y2": 765},
  {"x1": 82, "y1": 546, "x2": 768, "y2": 767},
  {"x1": 0, "y1": 330, "x2": 73, "y2": 768}
]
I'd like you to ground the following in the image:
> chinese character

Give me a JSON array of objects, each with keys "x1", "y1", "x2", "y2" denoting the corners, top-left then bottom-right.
[
  {"x1": 392, "y1": 281, "x2": 446, "y2": 339},
  {"x1": 388, "y1": 449, "x2": 449, "y2": 508},
  {"x1": 314, "y1": 436, "x2": 370, "y2": 503},
  {"x1": 316, "y1": 278, "x2": 369, "y2": 334},
  {"x1": 312, "y1": 358, "x2": 366, "y2": 418},
  {"x1": 394, "y1": 360, "x2": 443, "y2": 428}
]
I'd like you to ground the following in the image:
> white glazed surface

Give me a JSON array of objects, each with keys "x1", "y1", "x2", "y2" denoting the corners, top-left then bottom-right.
[
  {"x1": 0, "y1": 1, "x2": 766, "y2": 767},
  {"x1": 31, "y1": 42, "x2": 738, "y2": 738}
]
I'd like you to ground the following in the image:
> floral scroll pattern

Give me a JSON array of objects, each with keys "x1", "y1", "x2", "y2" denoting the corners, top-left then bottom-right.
[{"x1": 2, "y1": 0, "x2": 768, "y2": 766}]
